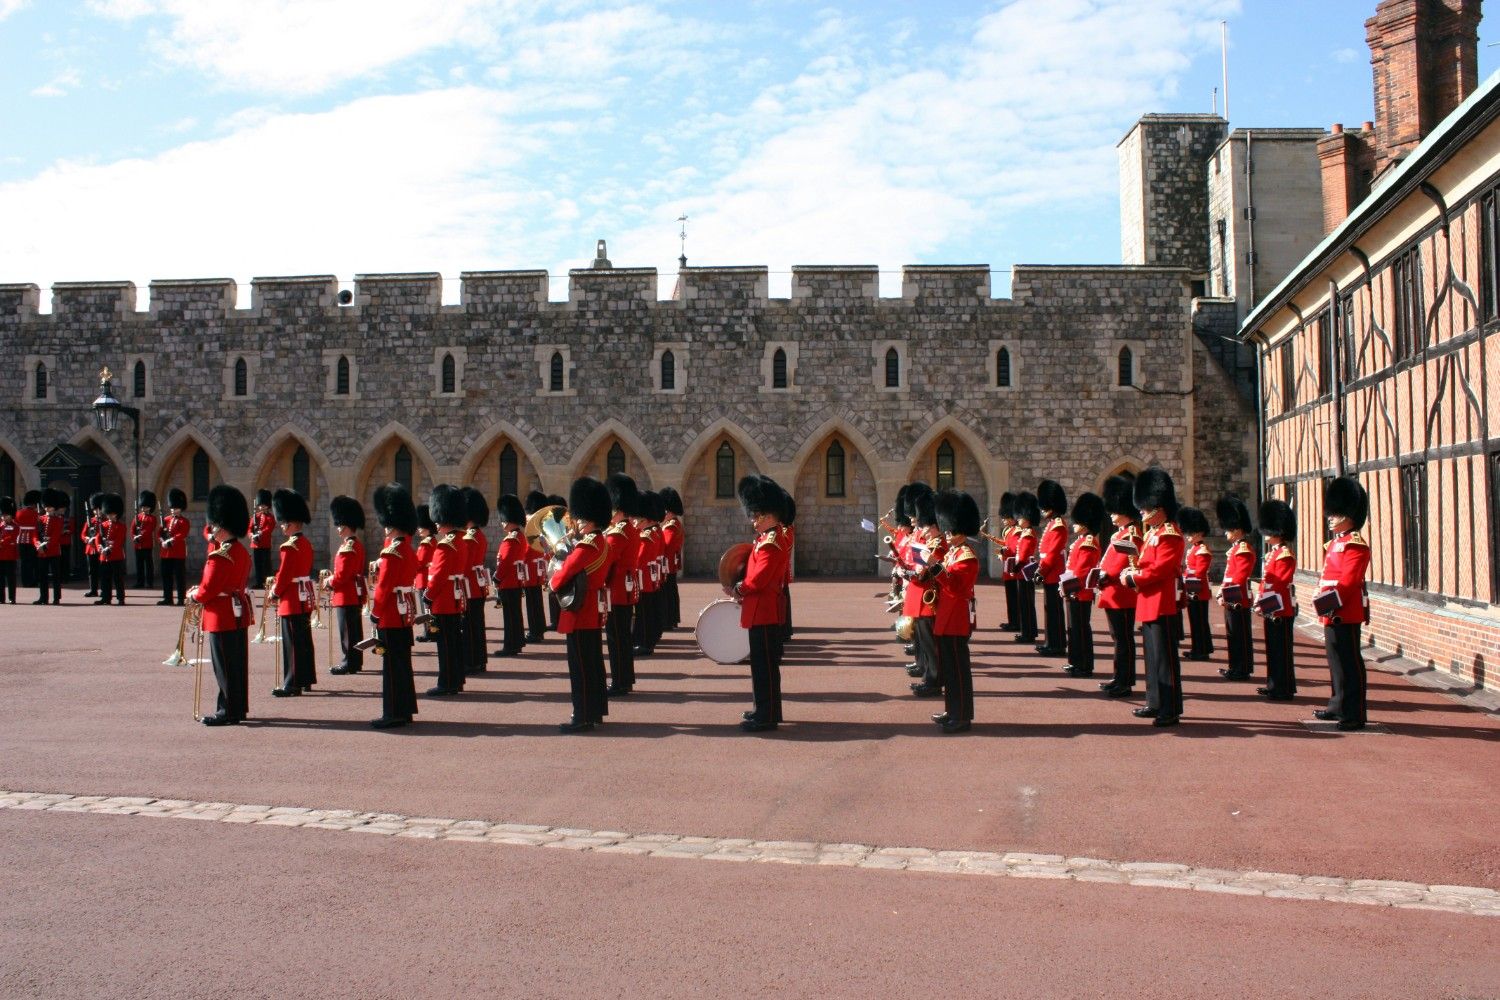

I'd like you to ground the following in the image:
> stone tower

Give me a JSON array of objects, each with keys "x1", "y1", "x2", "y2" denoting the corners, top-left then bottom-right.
[{"x1": 1118, "y1": 114, "x2": 1229, "y2": 280}]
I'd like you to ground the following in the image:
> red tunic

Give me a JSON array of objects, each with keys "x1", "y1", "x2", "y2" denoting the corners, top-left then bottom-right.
[
  {"x1": 1220, "y1": 538, "x2": 1255, "y2": 606},
  {"x1": 902, "y1": 529, "x2": 946, "y2": 619},
  {"x1": 999, "y1": 524, "x2": 1020, "y2": 581},
  {"x1": 933, "y1": 543, "x2": 979, "y2": 636},
  {"x1": 82, "y1": 514, "x2": 101, "y2": 557},
  {"x1": 0, "y1": 520, "x2": 18, "y2": 560},
  {"x1": 1131, "y1": 522, "x2": 1183, "y2": 623},
  {"x1": 1318, "y1": 531, "x2": 1371, "y2": 626},
  {"x1": 662, "y1": 515, "x2": 684, "y2": 574},
  {"x1": 464, "y1": 527, "x2": 489, "y2": 599},
  {"x1": 99, "y1": 519, "x2": 127, "y2": 563},
  {"x1": 38, "y1": 513, "x2": 63, "y2": 558},
  {"x1": 495, "y1": 529, "x2": 531, "y2": 590},
  {"x1": 413, "y1": 536, "x2": 433, "y2": 591},
  {"x1": 372, "y1": 535, "x2": 418, "y2": 628},
  {"x1": 133, "y1": 511, "x2": 158, "y2": 551},
  {"x1": 160, "y1": 513, "x2": 189, "y2": 560},
  {"x1": 603, "y1": 520, "x2": 640, "y2": 607},
  {"x1": 637, "y1": 526, "x2": 663, "y2": 594},
  {"x1": 14, "y1": 506, "x2": 37, "y2": 548},
  {"x1": 192, "y1": 539, "x2": 253, "y2": 633},
  {"x1": 272, "y1": 534, "x2": 315, "y2": 616},
  {"x1": 1037, "y1": 518, "x2": 1068, "y2": 585},
  {"x1": 1097, "y1": 525, "x2": 1140, "y2": 610},
  {"x1": 250, "y1": 510, "x2": 276, "y2": 551},
  {"x1": 329, "y1": 536, "x2": 367, "y2": 607},
  {"x1": 736, "y1": 527, "x2": 789, "y2": 628},
  {"x1": 1065, "y1": 534, "x2": 1101, "y2": 602},
  {"x1": 1012, "y1": 528, "x2": 1038, "y2": 577},
  {"x1": 1184, "y1": 542, "x2": 1211, "y2": 600},
  {"x1": 424, "y1": 532, "x2": 467, "y2": 615},
  {"x1": 550, "y1": 533, "x2": 609, "y2": 632},
  {"x1": 1259, "y1": 542, "x2": 1297, "y2": 620}
]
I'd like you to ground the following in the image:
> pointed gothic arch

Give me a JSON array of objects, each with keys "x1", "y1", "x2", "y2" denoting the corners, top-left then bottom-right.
[
  {"x1": 790, "y1": 427, "x2": 881, "y2": 576},
  {"x1": 251, "y1": 426, "x2": 335, "y2": 555},
  {"x1": 565, "y1": 418, "x2": 658, "y2": 484},
  {"x1": 678, "y1": 418, "x2": 769, "y2": 576},
  {"x1": 456, "y1": 421, "x2": 548, "y2": 495}
]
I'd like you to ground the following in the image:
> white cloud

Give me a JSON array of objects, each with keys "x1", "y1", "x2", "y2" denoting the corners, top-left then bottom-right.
[
  {"x1": 0, "y1": 0, "x2": 28, "y2": 20},
  {"x1": 31, "y1": 69, "x2": 81, "y2": 98}
]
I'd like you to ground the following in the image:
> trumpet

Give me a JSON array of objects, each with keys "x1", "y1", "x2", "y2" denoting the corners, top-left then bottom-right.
[{"x1": 163, "y1": 599, "x2": 203, "y2": 667}]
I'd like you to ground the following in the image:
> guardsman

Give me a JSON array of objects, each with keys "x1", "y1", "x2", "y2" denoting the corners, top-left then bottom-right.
[
  {"x1": 549, "y1": 477, "x2": 613, "y2": 732},
  {"x1": 998, "y1": 492, "x2": 1021, "y2": 632},
  {"x1": 1010, "y1": 491, "x2": 1041, "y2": 643},
  {"x1": 603, "y1": 474, "x2": 642, "y2": 693},
  {"x1": 1256, "y1": 499, "x2": 1298, "y2": 702},
  {"x1": 1063, "y1": 492, "x2": 1105, "y2": 678},
  {"x1": 326, "y1": 495, "x2": 367, "y2": 675},
  {"x1": 929, "y1": 489, "x2": 981, "y2": 733},
  {"x1": 370, "y1": 483, "x2": 420, "y2": 729},
  {"x1": 522, "y1": 490, "x2": 550, "y2": 642},
  {"x1": 133, "y1": 490, "x2": 159, "y2": 591},
  {"x1": 660, "y1": 486, "x2": 685, "y2": 630},
  {"x1": 270, "y1": 488, "x2": 317, "y2": 697},
  {"x1": 193, "y1": 485, "x2": 253, "y2": 726},
  {"x1": 905, "y1": 486, "x2": 947, "y2": 699},
  {"x1": 250, "y1": 489, "x2": 276, "y2": 590},
  {"x1": 1121, "y1": 468, "x2": 1184, "y2": 727},
  {"x1": 413, "y1": 504, "x2": 436, "y2": 642},
  {"x1": 1035, "y1": 479, "x2": 1069, "y2": 658},
  {"x1": 34, "y1": 489, "x2": 66, "y2": 605},
  {"x1": 632, "y1": 491, "x2": 664, "y2": 657},
  {"x1": 729, "y1": 475, "x2": 791, "y2": 733},
  {"x1": 887, "y1": 484, "x2": 911, "y2": 611},
  {"x1": 546, "y1": 493, "x2": 568, "y2": 631},
  {"x1": 159, "y1": 488, "x2": 190, "y2": 606},
  {"x1": 16, "y1": 490, "x2": 40, "y2": 589},
  {"x1": 1177, "y1": 507, "x2": 1214, "y2": 661},
  {"x1": 82, "y1": 493, "x2": 103, "y2": 597},
  {"x1": 425, "y1": 484, "x2": 469, "y2": 695},
  {"x1": 460, "y1": 486, "x2": 491, "y2": 674},
  {"x1": 1096, "y1": 475, "x2": 1140, "y2": 697},
  {"x1": 1215, "y1": 495, "x2": 1256, "y2": 681},
  {"x1": 1315, "y1": 476, "x2": 1372, "y2": 731},
  {"x1": 780, "y1": 494, "x2": 797, "y2": 641},
  {"x1": 0, "y1": 497, "x2": 18, "y2": 604},
  {"x1": 95, "y1": 493, "x2": 127, "y2": 604},
  {"x1": 493, "y1": 493, "x2": 529, "y2": 657}
]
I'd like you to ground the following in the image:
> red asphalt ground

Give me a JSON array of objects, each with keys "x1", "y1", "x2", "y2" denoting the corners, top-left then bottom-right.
[{"x1": 1, "y1": 579, "x2": 1498, "y2": 998}]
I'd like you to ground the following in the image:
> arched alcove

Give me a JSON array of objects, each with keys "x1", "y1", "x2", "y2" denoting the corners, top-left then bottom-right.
[{"x1": 791, "y1": 432, "x2": 879, "y2": 576}]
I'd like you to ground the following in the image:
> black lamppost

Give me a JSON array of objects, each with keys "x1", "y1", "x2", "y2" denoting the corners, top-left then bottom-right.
[{"x1": 91, "y1": 367, "x2": 141, "y2": 503}]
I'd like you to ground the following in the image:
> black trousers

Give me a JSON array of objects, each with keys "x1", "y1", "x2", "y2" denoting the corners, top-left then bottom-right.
[
  {"x1": 747, "y1": 623, "x2": 784, "y2": 724},
  {"x1": 86, "y1": 553, "x2": 101, "y2": 594},
  {"x1": 606, "y1": 605, "x2": 636, "y2": 690},
  {"x1": 335, "y1": 605, "x2": 364, "y2": 671},
  {"x1": 161, "y1": 558, "x2": 187, "y2": 603},
  {"x1": 1186, "y1": 598, "x2": 1213, "y2": 656},
  {"x1": 665, "y1": 572, "x2": 681, "y2": 628},
  {"x1": 0, "y1": 561, "x2": 14, "y2": 602},
  {"x1": 99, "y1": 561, "x2": 125, "y2": 603},
  {"x1": 1003, "y1": 578, "x2": 1019, "y2": 629},
  {"x1": 464, "y1": 600, "x2": 488, "y2": 673},
  {"x1": 781, "y1": 585, "x2": 793, "y2": 641},
  {"x1": 279, "y1": 612, "x2": 316, "y2": 690},
  {"x1": 565, "y1": 629, "x2": 607, "y2": 724},
  {"x1": 548, "y1": 591, "x2": 560, "y2": 631},
  {"x1": 209, "y1": 628, "x2": 250, "y2": 720},
  {"x1": 633, "y1": 590, "x2": 661, "y2": 653},
  {"x1": 524, "y1": 585, "x2": 546, "y2": 639},
  {"x1": 36, "y1": 555, "x2": 60, "y2": 603},
  {"x1": 434, "y1": 612, "x2": 466, "y2": 691},
  {"x1": 1042, "y1": 583, "x2": 1066, "y2": 651},
  {"x1": 19, "y1": 545, "x2": 36, "y2": 588},
  {"x1": 914, "y1": 615, "x2": 940, "y2": 687},
  {"x1": 378, "y1": 626, "x2": 417, "y2": 721},
  {"x1": 1263, "y1": 616, "x2": 1297, "y2": 698},
  {"x1": 1223, "y1": 604, "x2": 1253, "y2": 678},
  {"x1": 1142, "y1": 618, "x2": 1182, "y2": 718},
  {"x1": 1104, "y1": 607, "x2": 1137, "y2": 689},
  {"x1": 252, "y1": 548, "x2": 272, "y2": 589},
  {"x1": 937, "y1": 633, "x2": 974, "y2": 724},
  {"x1": 1066, "y1": 598, "x2": 1094, "y2": 673},
  {"x1": 1016, "y1": 580, "x2": 1038, "y2": 641},
  {"x1": 1324, "y1": 623, "x2": 1365, "y2": 725},
  {"x1": 134, "y1": 548, "x2": 154, "y2": 590},
  {"x1": 498, "y1": 587, "x2": 525, "y2": 653}
]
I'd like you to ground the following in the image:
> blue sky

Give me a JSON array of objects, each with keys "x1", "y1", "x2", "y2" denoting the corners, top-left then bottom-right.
[{"x1": 1, "y1": 1, "x2": 1495, "y2": 303}]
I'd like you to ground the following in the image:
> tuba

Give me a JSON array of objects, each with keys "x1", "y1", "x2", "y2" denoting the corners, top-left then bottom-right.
[{"x1": 163, "y1": 600, "x2": 204, "y2": 667}]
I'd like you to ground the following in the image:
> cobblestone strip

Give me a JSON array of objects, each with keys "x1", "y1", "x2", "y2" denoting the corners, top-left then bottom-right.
[{"x1": 4, "y1": 790, "x2": 1497, "y2": 918}]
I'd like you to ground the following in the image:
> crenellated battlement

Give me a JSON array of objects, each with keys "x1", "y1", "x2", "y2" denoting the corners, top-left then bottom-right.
[
  {"x1": 52, "y1": 281, "x2": 136, "y2": 317},
  {"x1": 790, "y1": 265, "x2": 880, "y2": 305},
  {"x1": 567, "y1": 267, "x2": 658, "y2": 308},
  {"x1": 460, "y1": 270, "x2": 549, "y2": 311},
  {"x1": 250, "y1": 274, "x2": 339, "y2": 314},
  {"x1": 353, "y1": 272, "x2": 442, "y2": 312},
  {"x1": 149, "y1": 278, "x2": 237, "y2": 320},
  {"x1": 0, "y1": 283, "x2": 41, "y2": 318}
]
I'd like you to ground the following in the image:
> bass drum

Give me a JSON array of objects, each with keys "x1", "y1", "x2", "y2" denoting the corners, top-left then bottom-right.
[{"x1": 695, "y1": 599, "x2": 750, "y2": 665}]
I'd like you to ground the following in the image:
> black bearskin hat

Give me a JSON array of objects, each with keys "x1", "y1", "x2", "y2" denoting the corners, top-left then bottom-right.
[
  {"x1": 207, "y1": 484, "x2": 250, "y2": 537},
  {"x1": 23, "y1": 489, "x2": 41, "y2": 506},
  {"x1": 166, "y1": 487, "x2": 187, "y2": 510},
  {"x1": 1103, "y1": 473, "x2": 1137, "y2": 520},
  {"x1": 374, "y1": 483, "x2": 418, "y2": 535},
  {"x1": 935, "y1": 489, "x2": 982, "y2": 536},
  {"x1": 137, "y1": 489, "x2": 157, "y2": 510},
  {"x1": 329, "y1": 495, "x2": 365, "y2": 530},
  {"x1": 100, "y1": 493, "x2": 125, "y2": 517},
  {"x1": 1258, "y1": 499, "x2": 1296, "y2": 543},
  {"x1": 1216, "y1": 494, "x2": 1252, "y2": 534},
  {"x1": 272, "y1": 488, "x2": 310, "y2": 525},
  {"x1": 416, "y1": 503, "x2": 435, "y2": 533},
  {"x1": 496, "y1": 493, "x2": 525, "y2": 526},
  {"x1": 639, "y1": 490, "x2": 665, "y2": 523},
  {"x1": 894, "y1": 484, "x2": 912, "y2": 528},
  {"x1": 1038, "y1": 479, "x2": 1067, "y2": 516},
  {"x1": 1013, "y1": 490, "x2": 1041, "y2": 526},
  {"x1": 88, "y1": 492, "x2": 105, "y2": 512},
  {"x1": 255, "y1": 489, "x2": 273, "y2": 508},
  {"x1": 429, "y1": 485, "x2": 466, "y2": 528},
  {"x1": 44, "y1": 488, "x2": 69, "y2": 510},
  {"x1": 782, "y1": 490, "x2": 797, "y2": 527},
  {"x1": 736, "y1": 475, "x2": 786, "y2": 520},
  {"x1": 569, "y1": 476, "x2": 612, "y2": 527},
  {"x1": 905, "y1": 482, "x2": 934, "y2": 525},
  {"x1": 912, "y1": 488, "x2": 937, "y2": 528},
  {"x1": 999, "y1": 491, "x2": 1017, "y2": 521},
  {"x1": 1176, "y1": 505, "x2": 1210, "y2": 537},
  {"x1": 460, "y1": 486, "x2": 489, "y2": 527},
  {"x1": 546, "y1": 493, "x2": 566, "y2": 509},
  {"x1": 1071, "y1": 492, "x2": 1107, "y2": 538},
  {"x1": 659, "y1": 486, "x2": 683, "y2": 516},
  {"x1": 1133, "y1": 467, "x2": 1178, "y2": 520},
  {"x1": 0, "y1": 496, "x2": 14, "y2": 517},
  {"x1": 1325, "y1": 475, "x2": 1369, "y2": 530},
  {"x1": 606, "y1": 473, "x2": 641, "y2": 517},
  {"x1": 524, "y1": 490, "x2": 548, "y2": 515}
]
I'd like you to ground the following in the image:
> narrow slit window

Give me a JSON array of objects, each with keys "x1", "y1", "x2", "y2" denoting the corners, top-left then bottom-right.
[
  {"x1": 826, "y1": 441, "x2": 845, "y2": 498},
  {"x1": 1117, "y1": 346, "x2": 1133, "y2": 387},
  {"x1": 499, "y1": 445, "x2": 518, "y2": 498},
  {"x1": 772, "y1": 348, "x2": 788, "y2": 389},
  {"x1": 133, "y1": 360, "x2": 147, "y2": 398},
  {"x1": 394, "y1": 445, "x2": 413, "y2": 495},
  {"x1": 884, "y1": 347, "x2": 900, "y2": 388},
  {"x1": 336, "y1": 355, "x2": 350, "y2": 395},
  {"x1": 715, "y1": 442, "x2": 735, "y2": 499},
  {"x1": 191, "y1": 448, "x2": 210, "y2": 501},
  {"x1": 935, "y1": 440, "x2": 955, "y2": 491},
  {"x1": 441, "y1": 353, "x2": 456, "y2": 394},
  {"x1": 660, "y1": 350, "x2": 675, "y2": 391},
  {"x1": 233, "y1": 358, "x2": 248, "y2": 397},
  {"x1": 996, "y1": 347, "x2": 1011, "y2": 387}
]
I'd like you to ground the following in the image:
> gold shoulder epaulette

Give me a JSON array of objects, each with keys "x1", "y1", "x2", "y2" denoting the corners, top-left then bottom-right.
[
  {"x1": 1346, "y1": 532, "x2": 1369, "y2": 547},
  {"x1": 949, "y1": 548, "x2": 977, "y2": 563},
  {"x1": 279, "y1": 538, "x2": 297, "y2": 550},
  {"x1": 1020, "y1": 528, "x2": 1035, "y2": 539},
  {"x1": 437, "y1": 536, "x2": 456, "y2": 550},
  {"x1": 380, "y1": 542, "x2": 401, "y2": 557},
  {"x1": 755, "y1": 533, "x2": 782, "y2": 551},
  {"x1": 463, "y1": 528, "x2": 476, "y2": 540},
  {"x1": 1232, "y1": 540, "x2": 1250, "y2": 554},
  {"x1": 339, "y1": 538, "x2": 357, "y2": 553},
  {"x1": 1081, "y1": 537, "x2": 1099, "y2": 550},
  {"x1": 1276, "y1": 548, "x2": 1296, "y2": 561},
  {"x1": 208, "y1": 547, "x2": 232, "y2": 561},
  {"x1": 604, "y1": 523, "x2": 625, "y2": 537},
  {"x1": 417, "y1": 536, "x2": 432, "y2": 546},
  {"x1": 505, "y1": 529, "x2": 522, "y2": 541},
  {"x1": 1158, "y1": 524, "x2": 1180, "y2": 537}
]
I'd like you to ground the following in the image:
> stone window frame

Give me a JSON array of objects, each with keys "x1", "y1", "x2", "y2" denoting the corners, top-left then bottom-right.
[
  {"x1": 871, "y1": 339, "x2": 909, "y2": 394},
  {"x1": 23, "y1": 354, "x2": 57, "y2": 407},
  {"x1": 985, "y1": 339, "x2": 1019, "y2": 391},
  {"x1": 535, "y1": 345, "x2": 577, "y2": 397},
  {"x1": 127, "y1": 355, "x2": 152, "y2": 402},
  {"x1": 431, "y1": 347, "x2": 466, "y2": 399},
  {"x1": 759, "y1": 342, "x2": 799, "y2": 394},
  {"x1": 322, "y1": 349, "x2": 361, "y2": 400},
  {"x1": 651, "y1": 342, "x2": 689, "y2": 395},
  {"x1": 1111, "y1": 339, "x2": 1145, "y2": 392},
  {"x1": 222, "y1": 353, "x2": 259, "y2": 401}
]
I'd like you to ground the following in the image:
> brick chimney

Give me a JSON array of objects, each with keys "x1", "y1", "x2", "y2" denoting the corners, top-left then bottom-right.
[
  {"x1": 1317, "y1": 123, "x2": 1379, "y2": 234},
  {"x1": 1366, "y1": 0, "x2": 1482, "y2": 173}
]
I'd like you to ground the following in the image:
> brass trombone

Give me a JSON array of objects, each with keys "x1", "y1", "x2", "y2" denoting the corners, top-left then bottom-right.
[
  {"x1": 164, "y1": 599, "x2": 203, "y2": 667},
  {"x1": 317, "y1": 568, "x2": 334, "y2": 665}
]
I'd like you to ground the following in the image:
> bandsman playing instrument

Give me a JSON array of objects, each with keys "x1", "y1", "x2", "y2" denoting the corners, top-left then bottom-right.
[
  {"x1": 82, "y1": 493, "x2": 103, "y2": 597},
  {"x1": 424, "y1": 485, "x2": 470, "y2": 695},
  {"x1": 193, "y1": 485, "x2": 254, "y2": 726},
  {"x1": 1315, "y1": 476, "x2": 1372, "y2": 731},
  {"x1": 0, "y1": 497, "x2": 18, "y2": 604},
  {"x1": 34, "y1": 489, "x2": 66, "y2": 606},
  {"x1": 16, "y1": 490, "x2": 39, "y2": 590},
  {"x1": 1215, "y1": 495, "x2": 1256, "y2": 681},
  {"x1": 1035, "y1": 479, "x2": 1069, "y2": 658},
  {"x1": 545, "y1": 493, "x2": 568, "y2": 632},
  {"x1": 998, "y1": 492, "x2": 1021, "y2": 632},
  {"x1": 522, "y1": 490, "x2": 550, "y2": 643},
  {"x1": 158, "y1": 488, "x2": 190, "y2": 606},
  {"x1": 1010, "y1": 491, "x2": 1041, "y2": 643},
  {"x1": 1096, "y1": 474, "x2": 1141, "y2": 697},
  {"x1": 370, "y1": 484, "x2": 420, "y2": 729},
  {"x1": 886, "y1": 484, "x2": 911, "y2": 612},
  {"x1": 493, "y1": 493, "x2": 530, "y2": 657},
  {"x1": 904, "y1": 486, "x2": 946, "y2": 699},
  {"x1": 1256, "y1": 499, "x2": 1298, "y2": 702},
  {"x1": 632, "y1": 491, "x2": 665, "y2": 657},
  {"x1": 133, "y1": 490, "x2": 158, "y2": 591},
  {"x1": 1063, "y1": 492, "x2": 1106, "y2": 678},
  {"x1": 414, "y1": 504, "x2": 436, "y2": 642},
  {"x1": 460, "y1": 486, "x2": 491, "y2": 674},
  {"x1": 250, "y1": 489, "x2": 276, "y2": 590},
  {"x1": 660, "y1": 486, "x2": 685, "y2": 631},
  {"x1": 730, "y1": 475, "x2": 791, "y2": 733},
  {"x1": 603, "y1": 474, "x2": 642, "y2": 693},
  {"x1": 1121, "y1": 468, "x2": 1184, "y2": 727},
  {"x1": 930, "y1": 489, "x2": 981, "y2": 734},
  {"x1": 270, "y1": 488, "x2": 317, "y2": 697},
  {"x1": 326, "y1": 495, "x2": 368, "y2": 675},
  {"x1": 550, "y1": 477, "x2": 613, "y2": 732},
  {"x1": 95, "y1": 493, "x2": 127, "y2": 605},
  {"x1": 1177, "y1": 507, "x2": 1215, "y2": 661}
]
